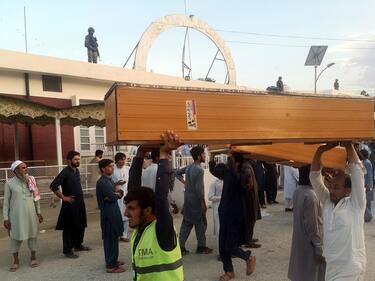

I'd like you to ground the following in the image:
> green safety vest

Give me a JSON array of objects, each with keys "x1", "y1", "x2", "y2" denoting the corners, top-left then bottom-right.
[{"x1": 131, "y1": 220, "x2": 184, "y2": 281}]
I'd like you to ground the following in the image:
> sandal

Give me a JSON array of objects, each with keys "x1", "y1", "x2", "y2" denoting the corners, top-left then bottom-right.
[
  {"x1": 106, "y1": 266, "x2": 126, "y2": 273},
  {"x1": 116, "y1": 260, "x2": 125, "y2": 266},
  {"x1": 219, "y1": 272, "x2": 235, "y2": 281},
  {"x1": 9, "y1": 263, "x2": 19, "y2": 272},
  {"x1": 31, "y1": 259, "x2": 39, "y2": 268},
  {"x1": 246, "y1": 255, "x2": 256, "y2": 275},
  {"x1": 74, "y1": 245, "x2": 91, "y2": 252}
]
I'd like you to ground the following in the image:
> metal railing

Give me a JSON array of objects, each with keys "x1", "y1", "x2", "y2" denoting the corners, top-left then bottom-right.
[
  {"x1": 174, "y1": 154, "x2": 227, "y2": 169},
  {"x1": 0, "y1": 153, "x2": 228, "y2": 205},
  {"x1": 0, "y1": 163, "x2": 101, "y2": 205}
]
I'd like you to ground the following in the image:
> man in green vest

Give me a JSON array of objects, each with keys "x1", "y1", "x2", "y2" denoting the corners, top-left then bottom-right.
[{"x1": 125, "y1": 130, "x2": 183, "y2": 281}]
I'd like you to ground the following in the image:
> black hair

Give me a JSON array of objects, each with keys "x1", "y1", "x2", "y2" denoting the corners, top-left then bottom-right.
[
  {"x1": 66, "y1": 150, "x2": 80, "y2": 160},
  {"x1": 298, "y1": 165, "x2": 311, "y2": 186},
  {"x1": 98, "y1": 159, "x2": 113, "y2": 172},
  {"x1": 114, "y1": 152, "x2": 126, "y2": 163},
  {"x1": 151, "y1": 150, "x2": 160, "y2": 163},
  {"x1": 215, "y1": 163, "x2": 226, "y2": 180},
  {"x1": 190, "y1": 146, "x2": 205, "y2": 161},
  {"x1": 360, "y1": 149, "x2": 369, "y2": 160},
  {"x1": 232, "y1": 153, "x2": 244, "y2": 164},
  {"x1": 95, "y1": 149, "x2": 104, "y2": 157},
  {"x1": 124, "y1": 187, "x2": 155, "y2": 214}
]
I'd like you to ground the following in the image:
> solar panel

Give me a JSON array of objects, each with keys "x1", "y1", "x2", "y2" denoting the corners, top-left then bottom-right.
[{"x1": 304, "y1": 46, "x2": 328, "y2": 66}]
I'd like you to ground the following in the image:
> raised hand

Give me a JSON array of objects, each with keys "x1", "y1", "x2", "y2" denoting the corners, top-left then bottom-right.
[
  {"x1": 317, "y1": 142, "x2": 338, "y2": 153},
  {"x1": 160, "y1": 130, "x2": 181, "y2": 156}
]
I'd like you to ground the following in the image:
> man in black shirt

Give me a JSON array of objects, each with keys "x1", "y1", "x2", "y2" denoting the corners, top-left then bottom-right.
[
  {"x1": 210, "y1": 153, "x2": 256, "y2": 281},
  {"x1": 125, "y1": 130, "x2": 183, "y2": 281},
  {"x1": 50, "y1": 151, "x2": 90, "y2": 258}
]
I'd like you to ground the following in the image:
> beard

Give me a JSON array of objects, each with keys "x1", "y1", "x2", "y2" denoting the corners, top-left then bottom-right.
[
  {"x1": 16, "y1": 172, "x2": 28, "y2": 182},
  {"x1": 132, "y1": 210, "x2": 148, "y2": 229},
  {"x1": 330, "y1": 194, "x2": 340, "y2": 204},
  {"x1": 71, "y1": 161, "x2": 80, "y2": 168}
]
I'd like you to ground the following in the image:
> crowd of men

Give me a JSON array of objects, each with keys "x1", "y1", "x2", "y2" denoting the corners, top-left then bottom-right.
[{"x1": 2, "y1": 132, "x2": 374, "y2": 281}]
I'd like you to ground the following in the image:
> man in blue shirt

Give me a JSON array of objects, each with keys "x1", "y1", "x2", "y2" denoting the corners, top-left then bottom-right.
[{"x1": 96, "y1": 159, "x2": 125, "y2": 273}]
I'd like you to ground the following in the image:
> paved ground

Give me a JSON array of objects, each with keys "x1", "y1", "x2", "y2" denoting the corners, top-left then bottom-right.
[{"x1": 1, "y1": 193, "x2": 375, "y2": 281}]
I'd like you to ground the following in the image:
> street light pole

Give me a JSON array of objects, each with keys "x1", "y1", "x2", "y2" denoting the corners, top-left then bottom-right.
[
  {"x1": 314, "y1": 62, "x2": 335, "y2": 94},
  {"x1": 314, "y1": 65, "x2": 317, "y2": 94}
]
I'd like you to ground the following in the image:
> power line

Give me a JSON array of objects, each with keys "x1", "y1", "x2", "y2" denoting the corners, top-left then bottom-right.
[
  {"x1": 227, "y1": 41, "x2": 308, "y2": 48},
  {"x1": 215, "y1": 28, "x2": 375, "y2": 43},
  {"x1": 226, "y1": 40, "x2": 375, "y2": 50},
  {"x1": 154, "y1": 21, "x2": 375, "y2": 43},
  {"x1": 154, "y1": 21, "x2": 375, "y2": 47}
]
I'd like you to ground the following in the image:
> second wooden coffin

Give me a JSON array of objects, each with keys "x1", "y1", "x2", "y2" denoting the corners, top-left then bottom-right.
[
  {"x1": 231, "y1": 143, "x2": 347, "y2": 170},
  {"x1": 105, "y1": 83, "x2": 374, "y2": 145}
]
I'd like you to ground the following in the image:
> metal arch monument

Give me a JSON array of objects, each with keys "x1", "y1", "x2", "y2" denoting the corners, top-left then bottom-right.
[{"x1": 133, "y1": 14, "x2": 237, "y2": 86}]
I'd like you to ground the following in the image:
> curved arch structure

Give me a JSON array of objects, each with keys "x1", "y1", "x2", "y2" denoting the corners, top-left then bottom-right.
[{"x1": 133, "y1": 14, "x2": 237, "y2": 86}]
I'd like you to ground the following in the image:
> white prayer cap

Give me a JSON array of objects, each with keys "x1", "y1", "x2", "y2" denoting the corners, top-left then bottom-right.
[{"x1": 10, "y1": 160, "x2": 24, "y2": 172}]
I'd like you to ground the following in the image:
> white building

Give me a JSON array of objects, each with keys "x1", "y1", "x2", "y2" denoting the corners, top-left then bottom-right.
[{"x1": 0, "y1": 48, "x2": 236, "y2": 163}]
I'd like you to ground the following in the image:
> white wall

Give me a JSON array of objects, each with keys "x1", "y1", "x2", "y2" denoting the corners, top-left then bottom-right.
[
  {"x1": 0, "y1": 69, "x2": 113, "y2": 158},
  {"x1": 0, "y1": 70, "x2": 25, "y2": 95},
  {"x1": 0, "y1": 70, "x2": 112, "y2": 100},
  {"x1": 27, "y1": 74, "x2": 112, "y2": 100}
]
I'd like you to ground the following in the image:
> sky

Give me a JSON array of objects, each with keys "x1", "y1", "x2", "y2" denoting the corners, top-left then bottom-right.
[{"x1": 1, "y1": 0, "x2": 374, "y2": 94}]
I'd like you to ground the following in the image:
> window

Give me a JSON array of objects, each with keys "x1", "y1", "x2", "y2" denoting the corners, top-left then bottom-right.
[
  {"x1": 95, "y1": 127, "x2": 105, "y2": 144},
  {"x1": 42, "y1": 75, "x2": 62, "y2": 92},
  {"x1": 80, "y1": 126, "x2": 90, "y2": 151}
]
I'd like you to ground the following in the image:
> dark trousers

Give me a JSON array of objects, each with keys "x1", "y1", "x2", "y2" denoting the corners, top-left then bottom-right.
[
  {"x1": 104, "y1": 233, "x2": 119, "y2": 268},
  {"x1": 63, "y1": 227, "x2": 85, "y2": 254},
  {"x1": 179, "y1": 216, "x2": 207, "y2": 248},
  {"x1": 258, "y1": 189, "x2": 265, "y2": 205},
  {"x1": 266, "y1": 187, "x2": 277, "y2": 203},
  {"x1": 247, "y1": 219, "x2": 255, "y2": 243},
  {"x1": 219, "y1": 218, "x2": 251, "y2": 273}
]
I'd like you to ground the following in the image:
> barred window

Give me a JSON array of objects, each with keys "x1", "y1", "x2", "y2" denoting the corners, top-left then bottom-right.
[{"x1": 42, "y1": 75, "x2": 62, "y2": 92}]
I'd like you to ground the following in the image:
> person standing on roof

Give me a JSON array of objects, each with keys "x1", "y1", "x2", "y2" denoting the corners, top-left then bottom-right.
[{"x1": 85, "y1": 27, "x2": 99, "y2": 63}]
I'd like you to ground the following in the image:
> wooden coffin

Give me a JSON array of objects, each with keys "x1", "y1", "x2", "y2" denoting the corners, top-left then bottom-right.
[
  {"x1": 105, "y1": 83, "x2": 374, "y2": 145},
  {"x1": 231, "y1": 143, "x2": 347, "y2": 170}
]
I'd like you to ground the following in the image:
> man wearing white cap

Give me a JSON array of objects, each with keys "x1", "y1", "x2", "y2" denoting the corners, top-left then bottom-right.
[{"x1": 3, "y1": 160, "x2": 43, "y2": 271}]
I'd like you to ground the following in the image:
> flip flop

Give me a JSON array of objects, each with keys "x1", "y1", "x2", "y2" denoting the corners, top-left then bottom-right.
[
  {"x1": 75, "y1": 245, "x2": 91, "y2": 252},
  {"x1": 106, "y1": 266, "x2": 126, "y2": 273},
  {"x1": 219, "y1": 272, "x2": 235, "y2": 281},
  {"x1": 9, "y1": 263, "x2": 19, "y2": 272},
  {"x1": 31, "y1": 259, "x2": 39, "y2": 268},
  {"x1": 116, "y1": 260, "x2": 125, "y2": 266},
  {"x1": 246, "y1": 256, "x2": 256, "y2": 275}
]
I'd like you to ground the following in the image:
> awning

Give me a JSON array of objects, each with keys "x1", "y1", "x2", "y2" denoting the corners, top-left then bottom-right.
[
  {"x1": 0, "y1": 94, "x2": 105, "y2": 166},
  {"x1": 0, "y1": 95, "x2": 105, "y2": 127}
]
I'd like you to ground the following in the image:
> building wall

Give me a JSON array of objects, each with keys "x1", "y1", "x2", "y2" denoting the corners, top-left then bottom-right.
[
  {"x1": 0, "y1": 70, "x2": 25, "y2": 96},
  {"x1": 27, "y1": 74, "x2": 112, "y2": 100},
  {"x1": 0, "y1": 93, "x2": 75, "y2": 163},
  {"x1": 0, "y1": 123, "x2": 32, "y2": 165},
  {"x1": 0, "y1": 70, "x2": 112, "y2": 101},
  {"x1": 0, "y1": 69, "x2": 112, "y2": 163}
]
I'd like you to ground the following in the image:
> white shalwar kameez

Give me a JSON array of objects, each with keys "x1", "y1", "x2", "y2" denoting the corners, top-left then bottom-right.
[
  {"x1": 310, "y1": 163, "x2": 366, "y2": 281},
  {"x1": 208, "y1": 178, "x2": 223, "y2": 246},
  {"x1": 112, "y1": 165, "x2": 130, "y2": 239},
  {"x1": 283, "y1": 166, "x2": 299, "y2": 209}
]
